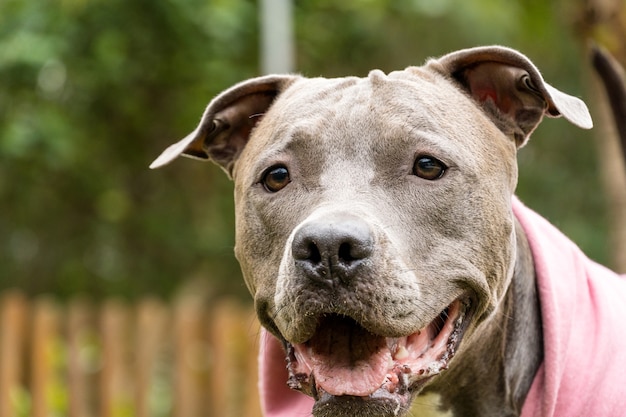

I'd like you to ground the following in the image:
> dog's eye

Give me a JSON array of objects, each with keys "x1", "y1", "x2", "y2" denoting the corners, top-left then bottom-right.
[
  {"x1": 413, "y1": 156, "x2": 446, "y2": 180},
  {"x1": 262, "y1": 165, "x2": 290, "y2": 192}
]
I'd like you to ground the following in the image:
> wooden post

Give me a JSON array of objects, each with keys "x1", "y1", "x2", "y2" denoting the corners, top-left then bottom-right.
[
  {"x1": 134, "y1": 297, "x2": 169, "y2": 417},
  {"x1": 100, "y1": 299, "x2": 133, "y2": 417},
  {"x1": 67, "y1": 297, "x2": 95, "y2": 417},
  {"x1": 242, "y1": 311, "x2": 263, "y2": 417},
  {"x1": 173, "y1": 296, "x2": 206, "y2": 417},
  {"x1": 0, "y1": 291, "x2": 28, "y2": 417},
  {"x1": 31, "y1": 297, "x2": 62, "y2": 417},
  {"x1": 208, "y1": 301, "x2": 241, "y2": 417}
]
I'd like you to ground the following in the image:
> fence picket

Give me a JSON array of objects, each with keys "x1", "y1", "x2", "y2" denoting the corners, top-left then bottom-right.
[
  {"x1": 243, "y1": 316, "x2": 262, "y2": 417},
  {"x1": 135, "y1": 297, "x2": 169, "y2": 417},
  {"x1": 100, "y1": 299, "x2": 134, "y2": 417},
  {"x1": 31, "y1": 297, "x2": 61, "y2": 417},
  {"x1": 173, "y1": 296, "x2": 207, "y2": 417},
  {"x1": 67, "y1": 297, "x2": 95, "y2": 417},
  {"x1": 0, "y1": 291, "x2": 28, "y2": 417},
  {"x1": 208, "y1": 300, "x2": 239, "y2": 417}
]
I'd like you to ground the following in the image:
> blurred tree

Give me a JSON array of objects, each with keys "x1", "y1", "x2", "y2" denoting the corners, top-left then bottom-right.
[
  {"x1": 1, "y1": 0, "x2": 259, "y2": 298},
  {"x1": 0, "y1": 0, "x2": 611, "y2": 299}
]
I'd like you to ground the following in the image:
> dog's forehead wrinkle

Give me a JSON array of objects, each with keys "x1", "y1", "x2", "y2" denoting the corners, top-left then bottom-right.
[{"x1": 319, "y1": 155, "x2": 375, "y2": 195}]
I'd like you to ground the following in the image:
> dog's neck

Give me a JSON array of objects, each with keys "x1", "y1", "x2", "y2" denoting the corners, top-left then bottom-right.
[{"x1": 421, "y1": 218, "x2": 543, "y2": 417}]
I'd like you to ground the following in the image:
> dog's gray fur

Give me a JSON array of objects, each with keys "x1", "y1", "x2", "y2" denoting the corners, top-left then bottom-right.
[{"x1": 151, "y1": 46, "x2": 592, "y2": 416}]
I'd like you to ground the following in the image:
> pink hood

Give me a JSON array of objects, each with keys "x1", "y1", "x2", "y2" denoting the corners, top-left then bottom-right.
[{"x1": 259, "y1": 197, "x2": 626, "y2": 417}]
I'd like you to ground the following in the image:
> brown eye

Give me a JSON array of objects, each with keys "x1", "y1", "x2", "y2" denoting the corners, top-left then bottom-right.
[
  {"x1": 413, "y1": 156, "x2": 446, "y2": 180},
  {"x1": 262, "y1": 165, "x2": 290, "y2": 192}
]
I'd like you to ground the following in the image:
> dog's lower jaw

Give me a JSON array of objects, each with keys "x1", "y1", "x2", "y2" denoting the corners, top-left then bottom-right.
[{"x1": 312, "y1": 391, "x2": 409, "y2": 417}]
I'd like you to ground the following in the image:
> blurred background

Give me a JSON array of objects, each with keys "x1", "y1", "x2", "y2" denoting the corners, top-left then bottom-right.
[
  {"x1": 1, "y1": 0, "x2": 626, "y2": 416},
  {"x1": 2, "y1": 0, "x2": 626, "y2": 300}
]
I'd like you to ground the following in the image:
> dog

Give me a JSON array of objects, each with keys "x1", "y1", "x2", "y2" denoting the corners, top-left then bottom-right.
[{"x1": 151, "y1": 46, "x2": 626, "y2": 416}]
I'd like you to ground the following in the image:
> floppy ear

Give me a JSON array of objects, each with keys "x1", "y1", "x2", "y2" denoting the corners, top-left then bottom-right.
[
  {"x1": 150, "y1": 74, "x2": 301, "y2": 177},
  {"x1": 428, "y1": 46, "x2": 593, "y2": 147}
]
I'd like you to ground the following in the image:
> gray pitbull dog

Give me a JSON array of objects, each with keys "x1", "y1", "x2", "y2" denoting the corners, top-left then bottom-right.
[{"x1": 151, "y1": 46, "x2": 593, "y2": 416}]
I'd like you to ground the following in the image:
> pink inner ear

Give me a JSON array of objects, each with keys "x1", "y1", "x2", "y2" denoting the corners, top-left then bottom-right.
[
  {"x1": 477, "y1": 88, "x2": 498, "y2": 106},
  {"x1": 468, "y1": 79, "x2": 517, "y2": 116},
  {"x1": 469, "y1": 80, "x2": 499, "y2": 107}
]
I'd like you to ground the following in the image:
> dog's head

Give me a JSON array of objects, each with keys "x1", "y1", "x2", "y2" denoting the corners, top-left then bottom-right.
[{"x1": 152, "y1": 46, "x2": 591, "y2": 416}]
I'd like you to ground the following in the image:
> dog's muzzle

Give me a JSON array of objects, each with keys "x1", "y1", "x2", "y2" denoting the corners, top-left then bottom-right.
[{"x1": 271, "y1": 213, "x2": 473, "y2": 414}]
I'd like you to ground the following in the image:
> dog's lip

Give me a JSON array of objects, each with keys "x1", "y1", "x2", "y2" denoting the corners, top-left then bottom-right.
[{"x1": 285, "y1": 297, "x2": 472, "y2": 402}]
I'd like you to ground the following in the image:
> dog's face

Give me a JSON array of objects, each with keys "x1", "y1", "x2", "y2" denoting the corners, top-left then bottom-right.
[
  {"x1": 234, "y1": 71, "x2": 518, "y2": 414},
  {"x1": 151, "y1": 46, "x2": 591, "y2": 416}
]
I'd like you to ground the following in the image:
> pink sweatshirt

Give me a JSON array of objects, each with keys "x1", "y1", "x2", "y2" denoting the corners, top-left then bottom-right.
[
  {"x1": 259, "y1": 197, "x2": 626, "y2": 417},
  {"x1": 514, "y1": 198, "x2": 626, "y2": 416}
]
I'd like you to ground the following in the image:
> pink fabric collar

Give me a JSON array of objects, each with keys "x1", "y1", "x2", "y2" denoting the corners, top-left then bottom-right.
[{"x1": 258, "y1": 197, "x2": 626, "y2": 416}]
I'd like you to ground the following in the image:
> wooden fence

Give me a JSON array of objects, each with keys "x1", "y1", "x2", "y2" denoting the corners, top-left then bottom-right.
[{"x1": 0, "y1": 290, "x2": 263, "y2": 417}]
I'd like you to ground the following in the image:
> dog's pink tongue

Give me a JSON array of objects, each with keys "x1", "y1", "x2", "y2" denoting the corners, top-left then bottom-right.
[{"x1": 308, "y1": 318, "x2": 390, "y2": 397}]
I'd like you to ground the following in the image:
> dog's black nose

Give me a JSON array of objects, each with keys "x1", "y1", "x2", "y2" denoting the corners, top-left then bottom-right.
[{"x1": 292, "y1": 214, "x2": 374, "y2": 284}]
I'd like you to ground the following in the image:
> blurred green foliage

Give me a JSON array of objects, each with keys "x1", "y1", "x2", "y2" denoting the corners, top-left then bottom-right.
[{"x1": 1, "y1": 0, "x2": 608, "y2": 300}]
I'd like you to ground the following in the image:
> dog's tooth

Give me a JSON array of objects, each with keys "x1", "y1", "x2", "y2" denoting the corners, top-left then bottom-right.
[{"x1": 394, "y1": 345, "x2": 409, "y2": 360}]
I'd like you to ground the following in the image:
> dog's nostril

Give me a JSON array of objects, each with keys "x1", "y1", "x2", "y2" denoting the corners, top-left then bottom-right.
[
  {"x1": 307, "y1": 241, "x2": 322, "y2": 264},
  {"x1": 338, "y1": 242, "x2": 354, "y2": 263},
  {"x1": 338, "y1": 241, "x2": 370, "y2": 263},
  {"x1": 292, "y1": 237, "x2": 322, "y2": 263}
]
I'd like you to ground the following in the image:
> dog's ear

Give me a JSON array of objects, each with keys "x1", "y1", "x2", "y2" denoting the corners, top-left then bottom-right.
[
  {"x1": 429, "y1": 46, "x2": 593, "y2": 147},
  {"x1": 150, "y1": 74, "x2": 300, "y2": 177}
]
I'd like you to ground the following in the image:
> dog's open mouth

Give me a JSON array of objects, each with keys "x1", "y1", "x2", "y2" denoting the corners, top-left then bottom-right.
[{"x1": 285, "y1": 298, "x2": 471, "y2": 409}]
